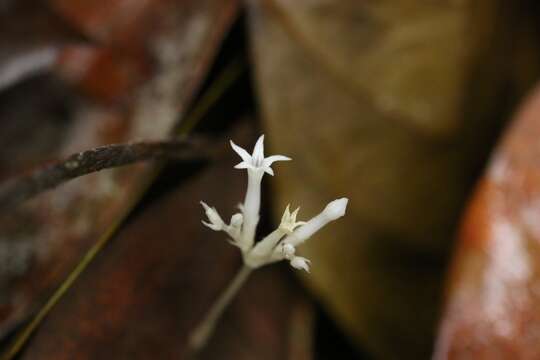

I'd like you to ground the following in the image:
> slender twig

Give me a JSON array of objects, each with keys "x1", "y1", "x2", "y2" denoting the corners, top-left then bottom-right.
[
  {"x1": 188, "y1": 265, "x2": 252, "y2": 354},
  {"x1": 0, "y1": 138, "x2": 209, "y2": 211}
]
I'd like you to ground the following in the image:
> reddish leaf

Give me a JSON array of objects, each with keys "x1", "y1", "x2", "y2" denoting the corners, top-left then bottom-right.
[
  {"x1": 56, "y1": 46, "x2": 152, "y2": 103},
  {"x1": 435, "y1": 84, "x2": 540, "y2": 359},
  {"x1": 49, "y1": 0, "x2": 169, "y2": 46},
  {"x1": 0, "y1": 0, "x2": 239, "y2": 339}
]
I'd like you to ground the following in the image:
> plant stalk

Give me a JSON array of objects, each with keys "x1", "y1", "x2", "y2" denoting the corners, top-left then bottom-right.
[{"x1": 188, "y1": 265, "x2": 252, "y2": 353}]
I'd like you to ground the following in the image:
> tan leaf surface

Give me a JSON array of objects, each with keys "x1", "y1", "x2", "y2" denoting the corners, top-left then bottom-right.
[{"x1": 246, "y1": 0, "x2": 540, "y2": 358}]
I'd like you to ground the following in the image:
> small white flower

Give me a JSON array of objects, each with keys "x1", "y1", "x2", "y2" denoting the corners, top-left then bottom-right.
[
  {"x1": 200, "y1": 202, "x2": 244, "y2": 244},
  {"x1": 230, "y1": 135, "x2": 291, "y2": 251},
  {"x1": 193, "y1": 135, "x2": 348, "y2": 352},
  {"x1": 230, "y1": 135, "x2": 291, "y2": 176},
  {"x1": 279, "y1": 205, "x2": 306, "y2": 234},
  {"x1": 200, "y1": 201, "x2": 225, "y2": 231},
  {"x1": 200, "y1": 134, "x2": 348, "y2": 274},
  {"x1": 290, "y1": 256, "x2": 311, "y2": 272}
]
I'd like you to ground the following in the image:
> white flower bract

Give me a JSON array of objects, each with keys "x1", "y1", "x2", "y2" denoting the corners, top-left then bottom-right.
[{"x1": 200, "y1": 134, "x2": 348, "y2": 272}]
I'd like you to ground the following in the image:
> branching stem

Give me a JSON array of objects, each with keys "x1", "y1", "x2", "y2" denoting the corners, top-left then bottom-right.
[{"x1": 188, "y1": 265, "x2": 252, "y2": 353}]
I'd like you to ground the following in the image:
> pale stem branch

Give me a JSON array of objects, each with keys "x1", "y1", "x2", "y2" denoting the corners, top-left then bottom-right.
[
  {"x1": 240, "y1": 173, "x2": 262, "y2": 250},
  {"x1": 188, "y1": 265, "x2": 252, "y2": 353}
]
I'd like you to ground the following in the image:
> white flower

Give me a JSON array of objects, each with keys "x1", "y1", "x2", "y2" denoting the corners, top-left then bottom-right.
[
  {"x1": 321, "y1": 198, "x2": 349, "y2": 220},
  {"x1": 200, "y1": 201, "x2": 225, "y2": 231},
  {"x1": 200, "y1": 201, "x2": 243, "y2": 243},
  {"x1": 230, "y1": 135, "x2": 291, "y2": 176},
  {"x1": 290, "y1": 257, "x2": 311, "y2": 272},
  {"x1": 200, "y1": 134, "x2": 348, "y2": 273},
  {"x1": 230, "y1": 135, "x2": 290, "y2": 251},
  {"x1": 281, "y1": 198, "x2": 349, "y2": 247},
  {"x1": 279, "y1": 205, "x2": 306, "y2": 234}
]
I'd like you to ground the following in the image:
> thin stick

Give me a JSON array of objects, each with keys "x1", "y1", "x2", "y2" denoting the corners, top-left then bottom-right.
[
  {"x1": 188, "y1": 265, "x2": 252, "y2": 353},
  {"x1": 0, "y1": 139, "x2": 209, "y2": 212}
]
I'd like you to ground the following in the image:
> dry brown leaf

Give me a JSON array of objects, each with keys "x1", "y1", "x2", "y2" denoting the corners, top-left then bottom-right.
[
  {"x1": 246, "y1": 0, "x2": 540, "y2": 358},
  {"x1": 0, "y1": 0, "x2": 238, "y2": 338}
]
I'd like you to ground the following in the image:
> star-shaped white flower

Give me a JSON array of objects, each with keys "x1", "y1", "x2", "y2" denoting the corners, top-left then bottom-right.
[
  {"x1": 201, "y1": 134, "x2": 348, "y2": 274},
  {"x1": 230, "y1": 135, "x2": 291, "y2": 176}
]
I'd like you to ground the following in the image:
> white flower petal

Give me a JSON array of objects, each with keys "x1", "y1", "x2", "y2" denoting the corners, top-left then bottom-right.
[
  {"x1": 263, "y1": 167, "x2": 274, "y2": 176},
  {"x1": 281, "y1": 204, "x2": 291, "y2": 223},
  {"x1": 202, "y1": 220, "x2": 221, "y2": 231},
  {"x1": 290, "y1": 256, "x2": 311, "y2": 272},
  {"x1": 234, "y1": 161, "x2": 252, "y2": 170},
  {"x1": 230, "y1": 140, "x2": 252, "y2": 162},
  {"x1": 263, "y1": 155, "x2": 291, "y2": 167},
  {"x1": 200, "y1": 201, "x2": 210, "y2": 211},
  {"x1": 252, "y1": 134, "x2": 265, "y2": 161},
  {"x1": 200, "y1": 201, "x2": 225, "y2": 230},
  {"x1": 278, "y1": 205, "x2": 305, "y2": 234}
]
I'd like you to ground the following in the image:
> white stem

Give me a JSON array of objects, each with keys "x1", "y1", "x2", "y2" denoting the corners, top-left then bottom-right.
[
  {"x1": 241, "y1": 171, "x2": 262, "y2": 250},
  {"x1": 285, "y1": 213, "x2": 329, "y2": 246},
  {"x1": 245, "y1": 228, "x2": 285, "y2": 267},
  {"x1": 188, "y1": 265, "x2": 252, "y2": 352},
  {"x1": 253, "y1": 228, "x2": 285, "y2": 255}
]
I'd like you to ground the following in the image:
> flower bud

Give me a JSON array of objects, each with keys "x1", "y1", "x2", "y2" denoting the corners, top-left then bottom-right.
[
  {"x1": 230, "y1": 213, "x2": 243, "y2": 227},
  {"x1": 290, "y1": 256, "x2": 311, "y2": 272},
  {"x1": 322, "y1": 198, "x2": 348, "y2": 220},
  {"x1": 200, "y1": 201, "x2": 225, "y2": 231},
  {"x1": 282, "y1": 243, "x2": 296, "y2": 259}
]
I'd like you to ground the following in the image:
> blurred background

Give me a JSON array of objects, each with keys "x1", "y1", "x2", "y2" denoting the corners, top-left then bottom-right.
[{"x1": 1, "y1": 0, "x2": 540, "y2": 359}]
